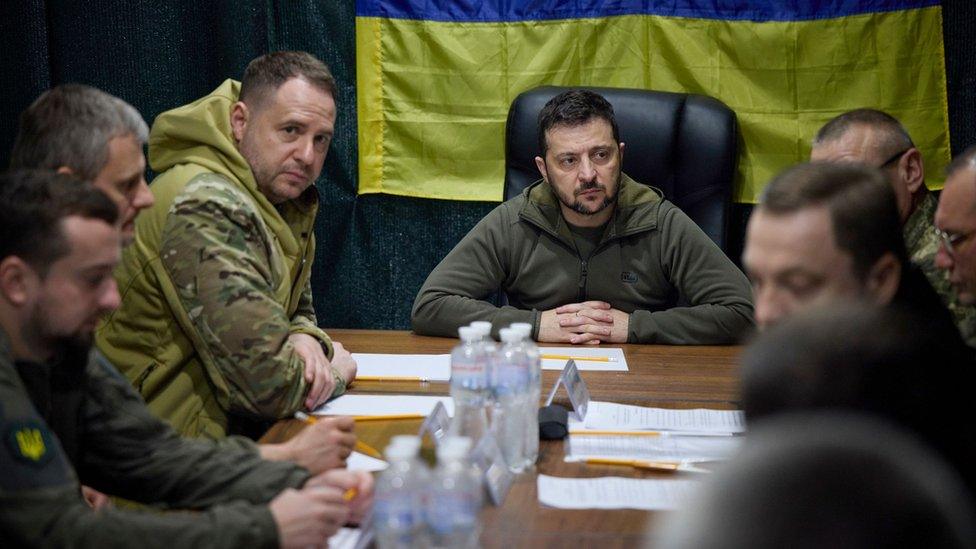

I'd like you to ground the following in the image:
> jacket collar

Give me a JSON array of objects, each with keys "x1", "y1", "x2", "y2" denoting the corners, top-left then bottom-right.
[{"x1": 518, "y1": 172, "x2": 663, "y2": 246}]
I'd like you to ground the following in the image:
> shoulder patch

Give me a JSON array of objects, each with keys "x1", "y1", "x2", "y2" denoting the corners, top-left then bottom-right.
[{"x1": 5, "y1": 421, "x2": 55, "y2": 466}]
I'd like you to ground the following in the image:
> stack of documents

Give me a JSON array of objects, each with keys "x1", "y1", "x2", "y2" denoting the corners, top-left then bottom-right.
[
  {"x1": 565, "y1": 433, "x2": 741, "y2": 463},
  {"x1": 577, "y1": 401, "x2": 745, "y2": 435},
  {"x1": 351, "y1": 353, "x2": 451, "y2": 381},
  {"x1": 539, "y1": 347, "x2": 629, "y2": 371},
  {"x1": 351, "y1": 348, "x2": 629, "y2": 378},
  {"x1": 314, "y1": 394, "x2": 455, "y2": 417},
  {"x1": 537, "y1": 475, "x2": 697, "y2": 511}
]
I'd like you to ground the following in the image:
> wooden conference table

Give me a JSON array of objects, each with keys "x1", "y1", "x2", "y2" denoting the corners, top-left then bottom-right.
[{"x1": 261, "y1": 330, "x2": 742, "y2": 548}]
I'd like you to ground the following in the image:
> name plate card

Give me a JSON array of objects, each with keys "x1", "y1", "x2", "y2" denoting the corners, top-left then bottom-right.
[
  {"x1": 544, "y1": 360, "x2": 591, "y2": 421},
  {"x1": 469, "y1": 431, "x2": 515, "y2": 506},
  {"x1": 418, "y1": 400, "x2": 451, "y2": 445}
]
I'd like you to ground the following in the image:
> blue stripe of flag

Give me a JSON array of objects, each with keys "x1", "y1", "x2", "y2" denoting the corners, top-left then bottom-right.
[{"x1": 356, "y1": 0, "x2": 939, "y2": 23}]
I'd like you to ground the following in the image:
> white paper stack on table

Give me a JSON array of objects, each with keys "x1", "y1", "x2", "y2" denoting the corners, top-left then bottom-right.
[
  {"x1": 351, "y1": 353, "x2": 451, "y2": 381},
  {"x1": 351, "y1": 347, "x2": 628, "y2": 377},
  {"x1": 537, "y1": 475, "x2": 697, "y2": 511},
  {"x1": 313, "y1": 394, "x2": 455, "y2": 417},
  {"x1": 538, "y1": 347, "x2": 628, "y2": 371},
  {"x1": 575, "y1": 401, "x2": 745, "y2": 434}
]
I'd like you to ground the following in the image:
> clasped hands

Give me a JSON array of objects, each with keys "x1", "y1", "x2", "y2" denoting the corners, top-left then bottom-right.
[{"x1": 538, "y1": 300, "x2": 629, "y2": 344}]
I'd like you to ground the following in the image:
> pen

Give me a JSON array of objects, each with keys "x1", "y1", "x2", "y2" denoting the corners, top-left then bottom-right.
[
  {"x1": 540, "y1": 354, "x2": 616, "y2": 362},
  {"x1": 355, "y1": 375, "x2": 432, "y2": 382},
  {"x1": 293, "y1": 412, "x2": 384, "y2": 459},
  {"x1": 569, "y1": 430, "x2": 662, "y2": 437}
]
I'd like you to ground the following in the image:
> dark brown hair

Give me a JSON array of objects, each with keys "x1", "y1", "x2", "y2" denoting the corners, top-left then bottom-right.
[
  {"x1": 759, "y1": 162, "x2": 907, "y2": 280},
  {"x1": 0, "y1": 169, "x2": 118, "y2": 275},
  {"x1": 239, "y1": 51, "x2": 336, "y2": 107}
]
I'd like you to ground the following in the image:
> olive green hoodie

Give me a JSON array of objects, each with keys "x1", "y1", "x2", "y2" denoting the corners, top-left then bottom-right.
[
  {"x1": 96, "y1": 80, "x2": 333, "y2": 440},
  {"x1": 412, "y1": 174, "x2": 754, "y2": 344}
]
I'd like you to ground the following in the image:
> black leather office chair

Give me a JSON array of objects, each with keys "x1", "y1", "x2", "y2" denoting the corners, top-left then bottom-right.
[{"x1": 504, "y1": 86, "x2": 738, "y2": 251}]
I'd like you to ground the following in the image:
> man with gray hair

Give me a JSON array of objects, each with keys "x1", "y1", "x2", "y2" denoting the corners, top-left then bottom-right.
[
  {"x1": 7, "y1": 84, "x2": 363, "y2": 511},
  {"x1": 9, "y1": 84, "x2": 155, "y2": 245},
  {"x1": 810, "y1": 108, "x2": 974, "y2": 345}
]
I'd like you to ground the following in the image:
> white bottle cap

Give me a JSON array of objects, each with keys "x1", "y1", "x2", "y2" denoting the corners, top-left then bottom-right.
[
  {"x1": 385, "y1": 440, "x2": 416, "y2": 460},
  {"x1": 389, "y1": 434, "x2": 421, "y2": 454},
  {"x1": 469, "y1": 321, "x2": 492, "y2": 337},
  {"x1": 458, "y1": 326, "x2": 479, "y2": 341},
  {"x1": 436, "y1": 436, "x2": 472, "y2": 460},
  {"x1": 499, "y1": 327, "x2": 520, "y2": 343},
  {"x1": 510, "y1": 323, "x2": 532, "y2": 339}
]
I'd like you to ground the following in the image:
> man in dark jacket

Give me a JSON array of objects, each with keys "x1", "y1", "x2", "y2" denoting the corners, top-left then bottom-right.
[
  {"x1": 743, "y1": 161, "x2": 958, "y2": 334},
  {"x1": 412, "y1": 90, "x2": 754, "y2": 344},
  {"x1": 0, "y1": 170, "x2": 370, "y2": 547}
]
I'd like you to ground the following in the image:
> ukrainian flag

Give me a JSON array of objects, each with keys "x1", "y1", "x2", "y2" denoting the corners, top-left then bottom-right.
[{"x1": 356, "y1": 1, "x2": 949, "y2": 203}]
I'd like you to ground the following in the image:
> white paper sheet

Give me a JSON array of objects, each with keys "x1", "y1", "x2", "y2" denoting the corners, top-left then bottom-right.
[
  {"x1": 328, "y1": 527, "x2": 362, "y2": 549},
  {"x1": 346, "y1": 451, "x2": 389, "y2": 472},
  {"x1": 565, "y1": 434, "x2": 742, "y2": 462},
  {"x1": 582, "y1": 401, "x2": 745, "y2": 434},
  {"x1": 351, "y1": 353, "x2": 451, "y2": 381},
  {"x1": 539, "y1": 347, "x2": 628, "y2": 371},
  {"x1": 537, "y1": 475, "x2": 697, "y2": 511},
  {"x1": 314, "y1": 394, "x2": 455, "y2": 417}
]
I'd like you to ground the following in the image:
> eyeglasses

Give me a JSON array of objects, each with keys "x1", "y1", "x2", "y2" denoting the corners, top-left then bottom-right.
[
  {"x1": 934, "y1": 227, "x2": 972, "y2": 257},
  {"x1": 878, "y1": 148, "x2": 910, "y2": 169}
]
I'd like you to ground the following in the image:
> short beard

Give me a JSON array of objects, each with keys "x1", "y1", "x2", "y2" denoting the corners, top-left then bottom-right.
[
  {"x1": 23, "y1": 306, "x2": 94, "y2": 364},
  {"x1": 556, "y1": 175, "x2": 620, "y2": 217}
]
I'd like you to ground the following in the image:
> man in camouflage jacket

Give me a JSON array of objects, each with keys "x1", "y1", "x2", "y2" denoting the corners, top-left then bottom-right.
[
  {"x1": 96, "y1": 52, "x2": 357, "y2": 440},
  {"x1": 811, "y1": 109, "x2": 976, "y2": 347}
]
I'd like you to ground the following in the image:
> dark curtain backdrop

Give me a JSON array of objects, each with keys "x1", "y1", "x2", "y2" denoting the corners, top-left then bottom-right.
[{"x1": 1, "y1": 1, "x2": 973, "y2": 329}]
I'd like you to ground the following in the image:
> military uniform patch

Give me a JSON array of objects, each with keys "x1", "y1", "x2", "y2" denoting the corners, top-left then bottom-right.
[{"x1": 5, "y1": 421, "x2": 54, "y2": 465}]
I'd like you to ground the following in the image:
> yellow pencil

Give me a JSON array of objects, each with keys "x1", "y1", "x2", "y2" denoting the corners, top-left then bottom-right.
[
  {"x1": 540, "y1": 354, "x2": 616, "y2": 362},
  {"x1": 343, "y1": 487, "x2": 358, "y2": 501},
  {"x1": 351, "y1": 414, "x2": 427, "y2": 422},
  {"x1": 355, "y1": 375, "x2": 431, "y2": 382},
  {"x1": 569, "y1": 430, "x2": 662, "y2": 437},
  {"x1": 585, "y1": 458, "x2": 680, "y2": 471},
  {"x1": 294, "y1": 411, "x2": 318, "y2": 424},
  {"x1": 354, "y1": 440, "x2": 384, "y2": 460}
]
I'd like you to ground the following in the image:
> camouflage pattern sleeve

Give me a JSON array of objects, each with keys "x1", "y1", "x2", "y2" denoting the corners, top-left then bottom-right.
[
  {"x1": 905, "y1": 195, "x2": 976, "y2": 348},
  {"x1": 158, "y1": 175, "x2": 312, "y2": 419},
  {"x1": 290, "y1": 274, "x2": 334, "y2": 360}
]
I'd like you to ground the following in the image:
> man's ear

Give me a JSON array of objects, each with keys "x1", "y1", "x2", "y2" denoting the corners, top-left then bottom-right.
[
  {"x1": 618, "y1": 141, "x2": 625, "y2": 162},
  {"x1": 901, "y1": 148, "x2": 926, "y2": 194},
  {"x1": 0, "y1": 256, "x2": 37, "y2": 307},
  {"x1": 230, "y1": 102, "x2": 249, "y2": 142},
  {"x1": 865, "y1": 252, "x2": 902, "y2": 305},
  {"x1": 534, "y1": 155, "x2": 548, "y2": 182}
]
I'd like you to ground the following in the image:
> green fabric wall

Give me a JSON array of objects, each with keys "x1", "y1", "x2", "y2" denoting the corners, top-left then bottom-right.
[{"x1": 1, "y1": 1, "x2": 974, "y2": 330}]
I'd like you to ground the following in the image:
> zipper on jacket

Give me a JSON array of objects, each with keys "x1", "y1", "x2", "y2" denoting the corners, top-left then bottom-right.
[{"x1": 578, "y1": 259, "x2": 588, "y2": 301}]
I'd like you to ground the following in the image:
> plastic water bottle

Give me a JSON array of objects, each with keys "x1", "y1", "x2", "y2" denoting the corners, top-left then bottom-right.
[
  {"x1": 449, "y1": 327, "x2": 490, "y2": 440},
  {"x1": 468, "y1": 321, "x2": 497, "y2": 422},
  {"x1": 374, "y1": 435, "x2": 430, "y2": 549},
  {"x1": 492, "y1": 327, "x2": 531, "y2": 472},
  {"x1": 427, "y1": 437, "x2": 482, "y2": 548},
  {"x1": 510, "y1": 323, "x2": 541, "y2": 466}
]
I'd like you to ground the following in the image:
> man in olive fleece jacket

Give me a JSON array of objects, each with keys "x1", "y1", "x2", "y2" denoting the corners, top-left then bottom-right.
[
  {"x1": 0, "y1": 170, "x2": 369, "y2": 548},
  {"x1": 412, "y1": 90, "x2": 753, "y2": 344}
]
